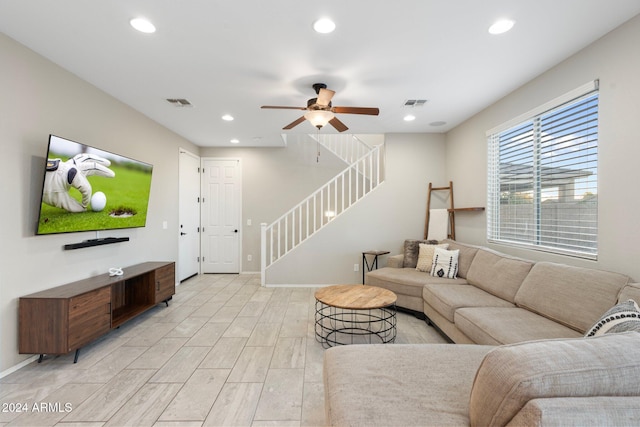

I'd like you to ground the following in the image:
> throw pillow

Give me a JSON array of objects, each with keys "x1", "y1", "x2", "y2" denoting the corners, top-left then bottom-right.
[
  {"x1": 430, "y1": 247, "x2": 459, "y2": 279},
  {"x1": 584, "y1": 299, "x2": 640, "y2": 337},
  {"x1": 416, "y1": 243, "x2": 449, "y2": 272},
  {"x1": 402, "y1": 239, "x2": 439, "y2": 268}
]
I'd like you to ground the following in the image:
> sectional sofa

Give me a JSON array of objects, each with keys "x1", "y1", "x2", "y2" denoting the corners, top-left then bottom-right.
[
  {"x1": 323, "y1": 239, "x2": 640, "y2": 426},
  {"x1": 365, "y1": 239, "x2": 634, "y2": 344}
]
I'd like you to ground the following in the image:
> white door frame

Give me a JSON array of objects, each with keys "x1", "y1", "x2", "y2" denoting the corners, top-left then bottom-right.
[
  {"x1": 200, "y1": 157, "x2": 242, "y2": 273},
  {"x1": 178, "y1": 148, "x2": 201, "y2": 281}
]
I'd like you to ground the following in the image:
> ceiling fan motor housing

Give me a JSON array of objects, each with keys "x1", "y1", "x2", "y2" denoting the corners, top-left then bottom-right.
[
  {"x1": 307, "y1": 97, "x2": 332, "y2": 110},
  {"x1": 312, "y1": 83, "x2": 327, "y2": 94}
]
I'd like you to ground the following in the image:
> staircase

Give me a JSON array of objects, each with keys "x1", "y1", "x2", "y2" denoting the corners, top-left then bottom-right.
[
  {"x1": 261, "y1": 135, "x2": 385, "y2": 285},
  {"x1": 311, "y1": 133, "x2": 374, "y2": 164}
]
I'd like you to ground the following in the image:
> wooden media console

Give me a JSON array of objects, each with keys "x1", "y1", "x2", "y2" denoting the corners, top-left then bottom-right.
[{"x1": 19, "y1": 261, "x2": 175, "y2": 363}]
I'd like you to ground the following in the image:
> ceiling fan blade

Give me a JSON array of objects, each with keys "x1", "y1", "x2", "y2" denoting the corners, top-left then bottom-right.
[
  {"x1": 261, "y1": 105, "x2": 307, "y2": 110},
  {"x1": 332, "y1": 106, "x2": 380, "y2": 115},
  {"x1": 329, "y1": 117, "x2": 349, "y2": 132},
  {"x1": 283, "y1": 116, "x2": 306, "y2": 130},
  {"x1": 316, "y1": 88, "x2": 335, "y2": 106}
]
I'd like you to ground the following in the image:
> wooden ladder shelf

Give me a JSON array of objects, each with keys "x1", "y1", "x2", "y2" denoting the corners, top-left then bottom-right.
[{"x1": 424, "y1": 181, "x2": 484, "y2": 240}]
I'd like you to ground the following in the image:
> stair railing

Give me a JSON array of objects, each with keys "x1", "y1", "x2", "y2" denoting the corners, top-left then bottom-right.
[
  {"x1": 311, "y1": 134, "x2": 373, "y2": 164},
  {"x1": 261, "y1": 144, "x2": 385, "y2": 285}
]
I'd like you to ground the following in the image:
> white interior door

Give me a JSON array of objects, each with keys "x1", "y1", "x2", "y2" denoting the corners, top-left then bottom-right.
[
  {"x1": 201, "y1": 158, "x2": 241, "y2": 273},
  {"x1": 178, "y1": 149, "x2": 201, "y2": 281}
]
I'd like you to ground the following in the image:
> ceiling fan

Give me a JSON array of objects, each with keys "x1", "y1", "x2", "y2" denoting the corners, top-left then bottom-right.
[{"x1": 261, "y1": 83, "x2": 379, "y2": 132}]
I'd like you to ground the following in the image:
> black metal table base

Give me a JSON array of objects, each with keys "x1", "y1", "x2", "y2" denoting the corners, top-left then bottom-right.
[{"x1": 315, "y1": 300, "x2": 397, "y2": 348}]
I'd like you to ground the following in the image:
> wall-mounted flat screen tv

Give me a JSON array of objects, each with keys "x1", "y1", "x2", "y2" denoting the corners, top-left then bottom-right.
[{"x1": 36, "y1": 134, "x2": 153, "y2": 235}]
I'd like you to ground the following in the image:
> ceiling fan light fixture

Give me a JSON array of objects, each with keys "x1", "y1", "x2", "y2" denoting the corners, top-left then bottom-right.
[
  {"x1": 313, "y1": 18, "x2": 336, "y2": 34},
  {"x1": 304, "y1": 110, "x2": 335, "y2": 128}
]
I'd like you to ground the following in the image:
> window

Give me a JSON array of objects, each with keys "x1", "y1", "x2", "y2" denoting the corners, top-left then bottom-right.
[{"x1": 487, "y1": 81, "x2": 599, "y2": 259}]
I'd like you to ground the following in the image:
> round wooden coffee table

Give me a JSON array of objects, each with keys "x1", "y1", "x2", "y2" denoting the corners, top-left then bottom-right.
[{"x1": 314, "y1": 285, "x2": 397, "y2": 348}]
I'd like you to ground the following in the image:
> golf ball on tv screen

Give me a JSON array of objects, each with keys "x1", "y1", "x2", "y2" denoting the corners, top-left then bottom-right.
[{"x1": 91, "y1": 191, "x2": 107, "y2": 212}]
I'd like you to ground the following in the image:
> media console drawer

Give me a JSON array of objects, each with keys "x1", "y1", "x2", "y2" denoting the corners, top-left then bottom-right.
[{"x1": 19, "y1": 261, "x2": 175, "y2": 362}]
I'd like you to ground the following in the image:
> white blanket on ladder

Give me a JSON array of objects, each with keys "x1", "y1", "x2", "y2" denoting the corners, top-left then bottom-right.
[{"x1": 428, "y1": 209, "x2": 449, "y2": 241}]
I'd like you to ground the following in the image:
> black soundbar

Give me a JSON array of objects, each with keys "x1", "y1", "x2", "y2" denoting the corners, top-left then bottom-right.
[{"x1": 63, "y1": 237, "x2": 129, "y2": 250}]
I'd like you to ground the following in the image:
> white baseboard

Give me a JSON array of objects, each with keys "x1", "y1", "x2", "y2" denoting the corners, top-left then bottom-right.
[
  {"x1": 0, "y1": 355, "x2": 38, "y2": 379},
  {"x1": 264, "y1": 283, "x2": 334, "y2": 288}
]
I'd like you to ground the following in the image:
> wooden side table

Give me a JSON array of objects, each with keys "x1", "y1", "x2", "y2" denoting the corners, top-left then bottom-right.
[
  {"x1": 362, "y1": 250, "x2": 390, "y2": 283},
  {"x1": 314, "y1": 285, "x2": 397, "y2": 348}
]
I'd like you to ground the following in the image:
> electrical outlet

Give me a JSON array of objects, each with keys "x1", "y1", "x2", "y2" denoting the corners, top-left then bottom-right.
[
  {"x1": 354, "y1": 263, "x2": 359, "y2": 272},
  {"x1": 247, "y1": 254, "x2": 252, "y2": 262}
]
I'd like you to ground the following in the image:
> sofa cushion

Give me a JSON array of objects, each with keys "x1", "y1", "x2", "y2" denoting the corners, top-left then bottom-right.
[
  {"x1": 324, "y1": 344, "x2": 494, "y2": 427},
  {"x1": 507, "y1": 397, "x2": 640, "y2": 427},
  {"x1": 442, "y1": 239, "x2": 480, "y2": 279},
  {"x1": 402, "y1": 239, "x2": 438, "y2": 268},
  {"x1": 455, "y1": 307, "x2": 581, "y2": 346},
  {"x1": 415, "y1": 243, "x2": 448, "y2": 272},
  {"x1": 514, "y1": 262, "x2": 631, "y2": 333},
  {"x1": 423, "y1": 284, "x2": 514, "y2": 323},
  {"x1": 465, "y1": 248, "x2": 534, "y2": 303},
  {"x1": 618, "y1": 283, "x2": 640, "y2": 305},
  {"x1": 430, "y1": 247, "x2": 459, "y2": 279},
  {"x1": 366, "y1": 267, "x2": 467, "y2": 298},
  {"x1": 386, "y1": 254, "x2": 405, "y2": 268},
  {"x1": 585, "y1": 299, "x2": 640, "y2": 337},
  {"x1": 469, "y1": 332, "x2": 640, "y2": 427}
]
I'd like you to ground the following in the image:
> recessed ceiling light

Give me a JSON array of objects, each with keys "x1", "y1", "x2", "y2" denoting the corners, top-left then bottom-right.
[
  {"x1": 130, "y1": 17, "x2": 156, "y2": 33},
  {"x1": 488, "y1": 19, "x2": 515, "y2": 35},
  {"x1": 313, "y1": 18, "x2": 336, "y2": 34},
  {"x1": 222, "y1": 114, "x2": 234, "y2": 121},
  {"x1": 404, "y1": 114, "x2": 416, "y2": 122},
  {"x1": 230, "y1": 139, "x2": 240, "y2": 144}
]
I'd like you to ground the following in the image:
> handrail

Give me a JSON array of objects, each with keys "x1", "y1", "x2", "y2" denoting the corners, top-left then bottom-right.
[
  {"x1": 261, "y1": 144, "x2": 385, "y2": 285},
  {"x1": 311, "y1": 134, "x2": 373, "y2": 165}
]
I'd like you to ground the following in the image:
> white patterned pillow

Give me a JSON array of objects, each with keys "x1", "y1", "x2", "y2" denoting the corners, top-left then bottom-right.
[
  {"x1": 416, "y1": 243, "x2": 449, "y2": 272},
  {"x1": 585, "y1": 299, "x2": 640, "y2": 337},
  {"x1": 430, "y1": 247, "x2": 459, "y2": 279}
]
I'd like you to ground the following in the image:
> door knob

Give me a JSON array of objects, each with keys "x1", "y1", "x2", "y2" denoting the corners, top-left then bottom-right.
[{"x1": 234, "y1": 229, "x2": 238, "y2": 233}]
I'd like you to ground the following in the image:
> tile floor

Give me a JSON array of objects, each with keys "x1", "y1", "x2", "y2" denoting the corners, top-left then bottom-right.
[{"x1": 1, "y1": 273, "x2": 447, "y2": 427}]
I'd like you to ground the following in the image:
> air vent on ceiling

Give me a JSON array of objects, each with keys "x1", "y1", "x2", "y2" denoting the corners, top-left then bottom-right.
[
  {"x1": 403, "y1": 99, "x2": 427, "y2": 107},
  {"x1": 166, "y1": 98, "x2": 193, "y2": 107}
]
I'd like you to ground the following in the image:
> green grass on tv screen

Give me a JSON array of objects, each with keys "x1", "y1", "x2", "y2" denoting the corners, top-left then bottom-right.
[{"x1": 37, "y1": 161, "x2": 152, "y2": 235}]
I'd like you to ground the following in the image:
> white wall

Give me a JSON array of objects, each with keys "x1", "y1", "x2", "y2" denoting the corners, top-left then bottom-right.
[
  {"x1": 0, "y1": 34, "x2": 199, "y2": 373},
  {"x1": 446, "y1": 14, "x2": 640, "y2": 279},
  {"x1": 200, "y1": 135, "x2": 348, "y2": 272},
  {"x1": 267, "y1": 133, "x2": 447, "y2": 285}
]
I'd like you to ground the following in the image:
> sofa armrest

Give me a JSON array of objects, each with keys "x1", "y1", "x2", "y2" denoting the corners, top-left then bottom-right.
[
  {"x1": 507, "y1": 397, "x2": 640, "y2": 427},
  {"x1": 386, "y1": 254, "x2": 404, "y2": 268},
  {"x1": 469, "y1": 332, "x2": 640, "y2": 427}
]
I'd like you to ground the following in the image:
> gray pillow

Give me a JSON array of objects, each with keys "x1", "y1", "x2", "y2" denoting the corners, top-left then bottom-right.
[
  {"x1": 402, "y1": 239, "x2": 439, "y2": 268},
  {"x1": 585, "y1": 299, "x2": 640, "y2": 337}
]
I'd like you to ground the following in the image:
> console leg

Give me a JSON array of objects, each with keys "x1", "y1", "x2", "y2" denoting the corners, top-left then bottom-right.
[
  {"x1": 164, "y1": 299, "x2": 169, "y2": 307},
  {"x1": 38, "y1": 354, "x2": 44, "y2": 363},
  {"x1": 74, "y1": 349, "x2": 80, "y2": 363}
]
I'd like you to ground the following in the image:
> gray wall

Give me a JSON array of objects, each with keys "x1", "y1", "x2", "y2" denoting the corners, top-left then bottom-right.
[
  {"x1": 199, "y1": 135, "x2": 347, "y2": 272},
  {"x1": 266, "y1": 133, "x2": 447, "y2": 284},
  {"x1": 0, "y1": 33, "x2": 199, "y2": 373},
  {"x1": 446, "y1": 14, "x2": 640, "y2": 279}
]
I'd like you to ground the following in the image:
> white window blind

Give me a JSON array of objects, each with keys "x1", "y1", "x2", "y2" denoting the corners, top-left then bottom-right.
[{"x1": 487, "y1": 82, "x2": 599, "y2": 259}]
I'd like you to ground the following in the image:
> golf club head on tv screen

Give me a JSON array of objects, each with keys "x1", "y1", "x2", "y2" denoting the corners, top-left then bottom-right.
[{"x1": 36, "y1": 134, "x2": 153, "y2": 235}]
